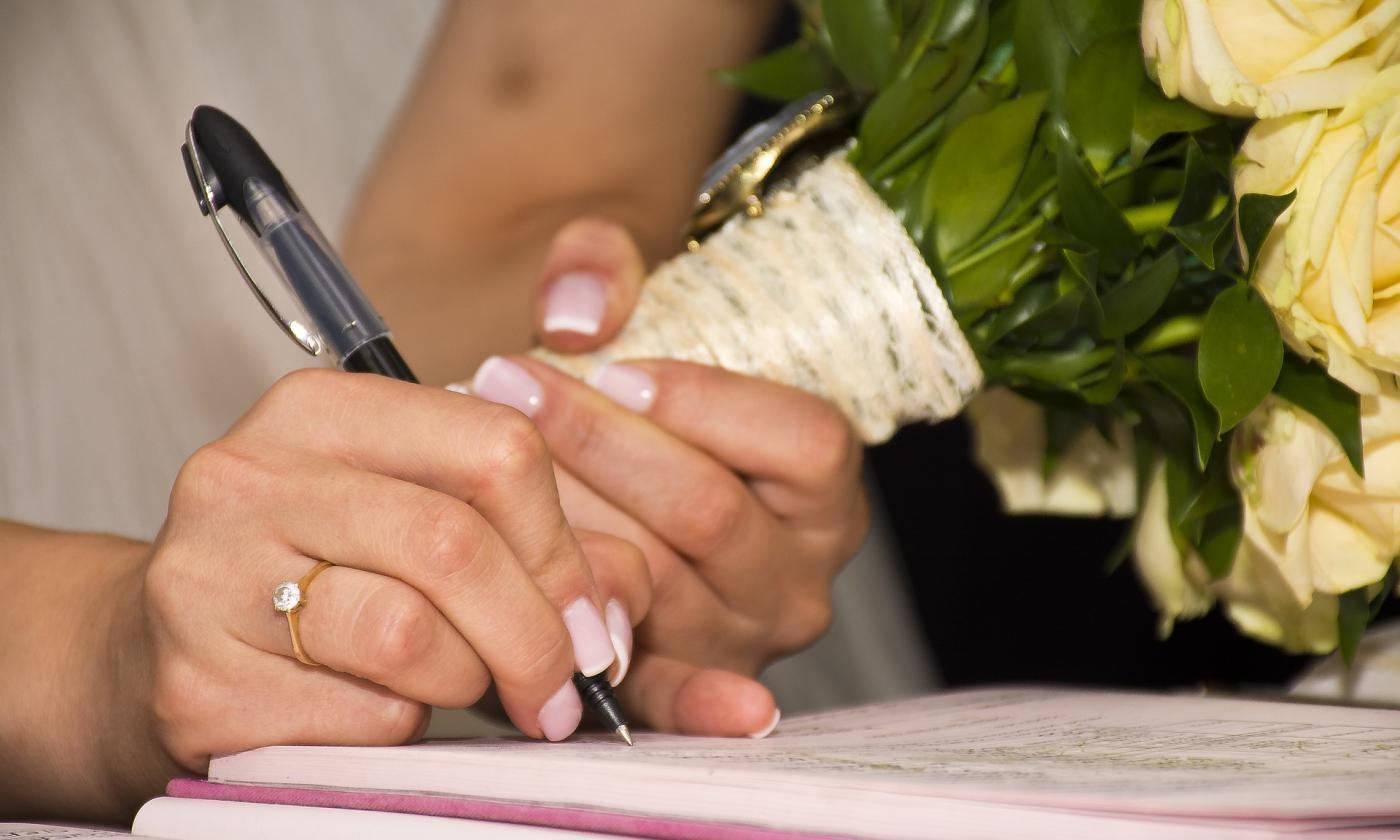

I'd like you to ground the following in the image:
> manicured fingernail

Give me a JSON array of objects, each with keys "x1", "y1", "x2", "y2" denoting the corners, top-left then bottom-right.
[
  {"x1": 562, "y1": 597, "x2": 615, "y2": 677},
  {"x1": 444, "y1": 382, "x2": 471, "y2": 395},
  {"x1": 471, "y1": 356, "x2": 542, "y2": 417},
  {"x1": 538, "y1": 680, "x2": 583, "y2": 742},
  {"x1": 543, "y1": 271, "x2": 607, "y2": 336},
  {"x1": 605, "y1": 599, "x2": 633, "y2": 687},
  {"x1": 588, "y1": 363, "x2": 656, "y2": 413},
  {"x1": 747, "y1": 708, "x2": 782, "y2": 739}
]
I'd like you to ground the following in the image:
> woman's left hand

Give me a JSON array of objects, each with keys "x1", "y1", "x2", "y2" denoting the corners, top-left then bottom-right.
[{"x1": 470, "y1": 219, "x2": 871, "y2": 738}]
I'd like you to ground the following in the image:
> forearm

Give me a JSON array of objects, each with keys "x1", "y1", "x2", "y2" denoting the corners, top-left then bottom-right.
[
  {"x1": 343, "y1": 0, "x2": 780, "y2": 384},
  {"x1": 0, "y1": 521, "x2": 165, "y2": 821}
]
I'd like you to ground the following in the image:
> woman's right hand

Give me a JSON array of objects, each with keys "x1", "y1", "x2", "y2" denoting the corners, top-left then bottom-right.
[{"x1": 128, "y1": 368, "x2": 649, "y2": 783}]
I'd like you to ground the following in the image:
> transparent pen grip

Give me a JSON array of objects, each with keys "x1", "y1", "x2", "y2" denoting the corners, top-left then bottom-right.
[{"x1": 248, "y1": 196, "x2": 388, "y2": 363}]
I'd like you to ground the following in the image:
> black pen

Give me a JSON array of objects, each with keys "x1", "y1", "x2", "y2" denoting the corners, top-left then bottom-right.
[{"x1": 182, "y1": 105, "x2": 632, "y2": 746}]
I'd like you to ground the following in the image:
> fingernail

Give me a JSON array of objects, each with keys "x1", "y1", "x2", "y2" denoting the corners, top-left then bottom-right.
[
  {"x1": 588, "y1": 363, "x2": 656, "y2": 413},
  {"x1": 562, "y1": 597, "x2": 616, "y2": 677},
  {"x1": 471, "y1": 356, "x2": 542, "y2": 417},
  {"x1": 543, "y1": 271, "x2": 607, "y2": 336},
  {"x1": 538, "y1": 680, "x2": 583, "y2": 742},
  {"x1": 747, "y1": 708, "x2": 782, "y2": 739},
  {"x1": 444, "y1": 382, "x2": 471, "y2": 395},
  {"x1": 605, "y1": 599, "x2": 633, "y2": 687}
]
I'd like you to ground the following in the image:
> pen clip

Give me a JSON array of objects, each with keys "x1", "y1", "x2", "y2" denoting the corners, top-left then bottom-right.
[{"x1": 182, "y1": 120, "x2": 323, "y2": 357}]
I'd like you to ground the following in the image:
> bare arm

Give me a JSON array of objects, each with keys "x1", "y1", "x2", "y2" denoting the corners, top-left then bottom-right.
[
  {"x1": 343, "y1": 0, "x2": 780, "y2": 385},
  {"x1": 0, "y1": 521, "x2": 168, "y2": 820}
]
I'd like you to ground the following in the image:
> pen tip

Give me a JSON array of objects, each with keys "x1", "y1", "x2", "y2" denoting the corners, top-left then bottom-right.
[{"x1": 616, "y1": 725, "x2": 634, "y2": 747}]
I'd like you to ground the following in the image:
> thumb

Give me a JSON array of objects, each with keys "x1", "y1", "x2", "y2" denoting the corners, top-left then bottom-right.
[{"x1": 534, "y1": 217, "x2": 645, "y2": 353}]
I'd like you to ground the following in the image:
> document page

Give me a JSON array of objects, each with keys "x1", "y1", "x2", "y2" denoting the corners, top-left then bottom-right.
[{"x1": 214, "y1": 687, "x2": 1400, "y2": 821}]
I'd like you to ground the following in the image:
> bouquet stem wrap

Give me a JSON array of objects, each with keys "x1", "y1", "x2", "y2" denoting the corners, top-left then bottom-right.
[{"x1": 531, "y1": 155, "x2": 983, "y2": 443}]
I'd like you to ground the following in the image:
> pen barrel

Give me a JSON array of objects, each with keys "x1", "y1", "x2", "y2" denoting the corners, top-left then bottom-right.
[
  {"x1": 343, "y1": 336, "x2": 418, "y2": 382},
  {"x1": 245, "y1": 178, "x2": 389, "y2": 364},
  {"x1": 573, "y1": 674, "x2": 627, "y2": 733}
]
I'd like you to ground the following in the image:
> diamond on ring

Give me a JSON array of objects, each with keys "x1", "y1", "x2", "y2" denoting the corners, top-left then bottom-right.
[{"x1": 273, "y1": 581, "x2": 303, "y2": 613}]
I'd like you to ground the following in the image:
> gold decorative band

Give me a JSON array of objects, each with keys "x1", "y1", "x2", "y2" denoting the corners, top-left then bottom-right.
[{"x1": 287, "y1": 560, "x2": 334, "y2": 667}]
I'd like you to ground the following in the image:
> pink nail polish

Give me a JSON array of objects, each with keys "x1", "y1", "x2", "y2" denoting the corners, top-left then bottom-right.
[
  {"x1": 471, "y1": 356, "x2": 543, "y2": 417},
  {"x1": 588, "y1": 363, "x2": 656, "y2": 413},
  {"x1": 747, "y1": 708, "x2": 782, "y2": 739},
  {"x1": 543, "y1": 272, "x2": 607, "y2": 336},
  {"x1": 605, "y1": 599, "x2": 633, "y2": 687},
  {"x1": 537, "y1": 680, "x2": 583, "y2": 742},
  {"x1": 562, "y1": 597, "x2": 616, "y2": 677}
]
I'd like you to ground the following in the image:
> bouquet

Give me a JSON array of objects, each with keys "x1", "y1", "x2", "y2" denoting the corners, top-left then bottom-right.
[{"x1": 521, "y1": 0, "x2": 1400, "y2": 661}]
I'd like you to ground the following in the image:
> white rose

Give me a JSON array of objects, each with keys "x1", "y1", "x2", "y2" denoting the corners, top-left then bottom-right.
[
  {"x1": 1226, "y1": 384, "x2": 1400, "y2": 651},
  {"x1": 1142, "y1": 0, "x2": 1400, "y2": 118},
  {"x1": 965, "y1": 388, "x2": 1136, "y2": 517},
  {"x1": 1236, "y1": 66, "x2": 1400, "y2": 394},
  {"x1": 1132, "y1": 462, "x2": 1215, "y2": 638}
]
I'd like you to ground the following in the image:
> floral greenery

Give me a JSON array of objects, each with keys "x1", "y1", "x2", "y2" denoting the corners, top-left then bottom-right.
[{"x1": 723, "y1": 0, "x2": 1385, "y2": 660}]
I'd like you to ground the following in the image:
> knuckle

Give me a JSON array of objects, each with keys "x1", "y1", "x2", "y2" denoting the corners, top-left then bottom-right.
[
  {"x1": 171, "y1": 441, "x2": 273, "y2": 512},
  {"x1": 796, "y1": 408, "x2": 858, "y2": 485},
  {"x1": 406, "y1": 496, "x2": 487, "y2": 585},
  {"x1": 370, "y1": 696, "x2": 430, "y2": 745},
  {"x1": 263, "y1": 367, "x2": 340, "y2": 410},
  {"x1": 774, "y1": 595, "x2": 834, "y2": 653},
  {"x1": 478, "y1": 408, "x2": 551, "y2": 485},
  {"x1": 504, "y1": 622, "x2": 574, "y2": 695},
  {"x1": 355, "y1": 585, "x2": 437, "y2": 678},
  {"x1": 679, "y1": 477, "x2": 747, "y2": 556},
  {"x1": 440, "y1": 673, "x2": 492, "y2": 710}
]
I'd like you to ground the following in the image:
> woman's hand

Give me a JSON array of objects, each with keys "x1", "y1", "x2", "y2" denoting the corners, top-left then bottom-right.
[
  {"x1": 106, "y1": 370, "x2": 647, "y2": 812},
  {"x1": 471, "y1": 219, "x2": 871, "y2": 737}
]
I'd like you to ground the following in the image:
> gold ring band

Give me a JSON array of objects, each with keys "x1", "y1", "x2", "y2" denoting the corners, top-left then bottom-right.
[{"x1": 272, "y1": 560, "x2": 334, "y2": 667}]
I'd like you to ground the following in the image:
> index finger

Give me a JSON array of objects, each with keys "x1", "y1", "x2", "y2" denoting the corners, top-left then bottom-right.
[{"x1": 589, "y1": 360, "x2": 863, "y2": 513}]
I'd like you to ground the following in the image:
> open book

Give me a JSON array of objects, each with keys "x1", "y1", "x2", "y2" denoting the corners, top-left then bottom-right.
[{"x1": 132, "y1": 687, "x2": 1400, "y2": 839}]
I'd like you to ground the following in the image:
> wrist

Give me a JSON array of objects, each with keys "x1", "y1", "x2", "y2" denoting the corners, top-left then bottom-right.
[{"x1": 0, "y1": 525, "x2": 169, "y2": 821}]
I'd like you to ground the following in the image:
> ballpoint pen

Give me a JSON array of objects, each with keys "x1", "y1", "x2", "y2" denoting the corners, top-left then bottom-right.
[{"x1": 181, "y1": 104, "x2": 632, "y2": 746}]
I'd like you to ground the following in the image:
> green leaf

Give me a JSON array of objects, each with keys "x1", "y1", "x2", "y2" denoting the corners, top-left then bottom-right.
[
  {"x1": 858, "y1": 49, "x2": 958, "y2": 167},
  {"x1": 946, "y1": 227, "x2": 1035, "y2": 308},
  {"x1": 924, "y1": 91, "x2": 1048, "y2": 260},
  {"x1": 1141, "y1": 353, "x2": 1218, "y2": 467},
  {"x1": 1171, "y1": 140, "x2": 1225, "y2": 227},
  {"x1": 1049, "y1": 0, "x2": 1139, "y2": 52},
  {"x1": 1062, "y1": 250, "x2": 1104, "y2": 333},
  {"x1": 1338, "y1": 586, "x2": 1371, "y2": 667},
  {"x1": 1100, "y1": 251, "x2": 1180, "y2": 339},
  {"x1": 1273, "y1": 355, "x2": 1364, "y2": 476},
  {"x1": 718, "y1": 41, "x2": 838, "y2": 101},
  {"x1": 1064, "y1": 33, "x2": 1145, "y2": 173},
  {"x1": 982, "y1": 276, "x2": 1064, "y2": 342},
  {"x1": 1081, "y1": 342, "x2": 1127, "y2": 404},
  {"x1": 1238, "y1": 191, "x2": 1297, "y2": 280},
  {"x1": 1013, "y1": 0, "x2": 1074, "y2": 110},
  {"x1": 1055, "y1": 139, "x2": 1140, "y2": 264},
  {"x1": 821, "y1": 0, "x2": 898, "y2": 90},
  {"x1": 1168, "y1": 206, "x2": 1234, "y2": 270},
  {"x1": 1196, "y1": 505, "x2": 1241, "y2": 579},
  {"x1": 1198, "y1": 284, "x2": 1284, "y2": 432},
  {"x1": 1130, "y1": 83, "x2": 1219, "y2": 163},
  {"x1": 995, "y1": 345, "x2": 1117, "y2": 384}
]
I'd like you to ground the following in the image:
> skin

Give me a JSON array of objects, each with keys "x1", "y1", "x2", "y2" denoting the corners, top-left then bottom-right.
[
  {"x1": 344, "y1": 0, "x2": 869, "y2": 734},
  {"x1": 0, "y1": 0, "x2": 870, "y2": 823}
]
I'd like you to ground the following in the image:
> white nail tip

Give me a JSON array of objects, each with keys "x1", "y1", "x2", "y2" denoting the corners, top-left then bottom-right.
[
  {"x1": 747, "y1": 709, "x2": 782, "y2": 739},
  {"x1": 543, "y1": 312, "x2": 603, "y2": 336}
]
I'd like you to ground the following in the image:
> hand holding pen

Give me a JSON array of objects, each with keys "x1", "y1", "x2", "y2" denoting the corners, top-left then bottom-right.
[{"x1": 117, "y1": 106, "x2": 642, "y2": 768}]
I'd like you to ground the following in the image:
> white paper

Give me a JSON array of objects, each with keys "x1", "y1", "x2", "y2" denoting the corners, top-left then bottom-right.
[{"x1": 211, "y1": 687, "x2": 1400, "y2": 838}]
